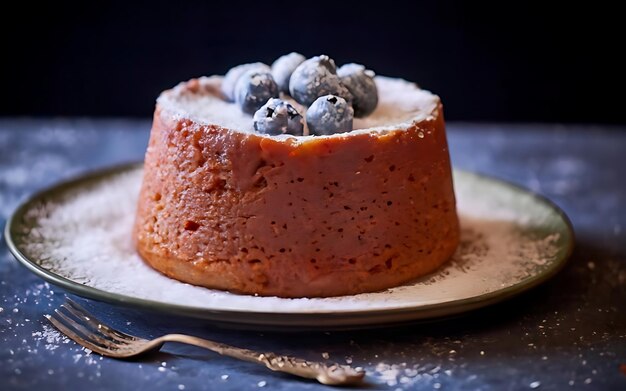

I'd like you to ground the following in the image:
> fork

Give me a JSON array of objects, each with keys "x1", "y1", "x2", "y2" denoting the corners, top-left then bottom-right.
[{"x1": 45, "y1": 299, "x2": 365, "y2": 386}]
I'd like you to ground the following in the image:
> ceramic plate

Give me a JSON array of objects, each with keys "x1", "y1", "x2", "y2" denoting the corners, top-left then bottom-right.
[{"x1": 5, "y1": 163, "x2": 573, "y2": 329}]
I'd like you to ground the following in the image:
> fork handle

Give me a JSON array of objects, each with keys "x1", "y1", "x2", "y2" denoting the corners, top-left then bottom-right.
[{"x1": 157, "y1": 334, "x2": 364, "y2": 385}]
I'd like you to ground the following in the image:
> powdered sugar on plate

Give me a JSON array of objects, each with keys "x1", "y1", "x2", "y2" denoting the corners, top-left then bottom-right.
[{"x1": 15, "y1": 167, "x2": 566, "y2": 314}]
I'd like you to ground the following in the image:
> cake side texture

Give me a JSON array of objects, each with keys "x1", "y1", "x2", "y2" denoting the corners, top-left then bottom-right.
[{"x1": 133, "y1": 77, "x2": 460, "y2": 297}]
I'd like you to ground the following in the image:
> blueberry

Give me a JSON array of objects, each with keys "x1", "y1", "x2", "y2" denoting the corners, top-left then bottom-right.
[
  {"x1": 253, "y1": 98, "x2": 304, "y2": 136},
  {"x1": 337, "y1": 63, "x2": 378, "y2": 117},
  {"x1": 306, "y1": 95, "x2": 354, "y2": 135},
  {"x1": 289, "y1": 55, "x2": 352, "y2": 107},
  {"x1": 271, "y1": 52, "x2": 305, "y2": 94},
  {"x1": 221, "y1": 62, "x2": 270, "y2": 102},
  {"x1": 234, "y1": 70, "x2": 279, "y2": 114}
]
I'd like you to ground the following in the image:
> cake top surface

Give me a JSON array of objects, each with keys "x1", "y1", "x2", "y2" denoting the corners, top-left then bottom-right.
[{"x1": 158, "y1": 75, "x2": 440, "y2": 140}]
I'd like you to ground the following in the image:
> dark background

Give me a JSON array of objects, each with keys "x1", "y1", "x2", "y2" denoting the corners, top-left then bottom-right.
[{"x1": 1, "y1": 1, "x2": 623, "y2": 123}]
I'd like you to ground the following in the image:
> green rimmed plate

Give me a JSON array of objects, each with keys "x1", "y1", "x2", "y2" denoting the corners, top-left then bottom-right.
[{"x1": 4, "y1": 163, "x2": 574, "y2": 329}]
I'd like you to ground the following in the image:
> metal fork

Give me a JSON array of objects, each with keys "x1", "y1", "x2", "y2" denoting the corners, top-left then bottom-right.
[{"x1": 45, "y1": 299, "x2": 365, "y2": 386}]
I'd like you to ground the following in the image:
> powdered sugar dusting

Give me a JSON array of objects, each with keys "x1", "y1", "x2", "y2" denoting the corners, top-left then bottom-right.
[
  {"x1": 16, "y1": 167, "x2": 564, "y2": 313},
  {"x1": 31, "y1": 324, "x2": 71, "y2": 351},
  {"x1": 159, "y1": 76, "x2": 439, "y2": 139}
]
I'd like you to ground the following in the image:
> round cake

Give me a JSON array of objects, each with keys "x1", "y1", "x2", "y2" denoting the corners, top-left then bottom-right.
[{"x1": 134, "y1": 72, "x2": 460, "y2": 298}]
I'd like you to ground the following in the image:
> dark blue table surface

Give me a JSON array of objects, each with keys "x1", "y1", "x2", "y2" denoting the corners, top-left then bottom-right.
[{"x1": 1, "y1": 119, "x2": 625, "y2": 390}]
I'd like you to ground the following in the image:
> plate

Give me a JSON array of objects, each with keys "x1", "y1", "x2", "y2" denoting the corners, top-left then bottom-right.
[{"x1": 5, "y1": 163, "x2": 573, "y2": 329}]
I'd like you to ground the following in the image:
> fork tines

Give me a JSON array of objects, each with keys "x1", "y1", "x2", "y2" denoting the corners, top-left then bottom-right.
[{"x1": 46, "y1": 298, "x2": 139, "y2": 355}]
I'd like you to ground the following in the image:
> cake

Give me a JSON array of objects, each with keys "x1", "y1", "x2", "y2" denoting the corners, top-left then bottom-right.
[{"x1": 133, "y1": 55, "x2": 460, "y2": 298}]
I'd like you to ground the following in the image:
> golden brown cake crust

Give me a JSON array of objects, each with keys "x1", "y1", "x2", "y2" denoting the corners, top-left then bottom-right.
[{"x1": 134, "y1": 78, "x2": 460, "y2": 298}]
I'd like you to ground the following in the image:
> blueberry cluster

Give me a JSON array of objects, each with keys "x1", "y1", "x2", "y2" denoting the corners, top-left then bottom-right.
[{"x1": 221, "y1": 53, "x2": 378, "y2": 136}]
